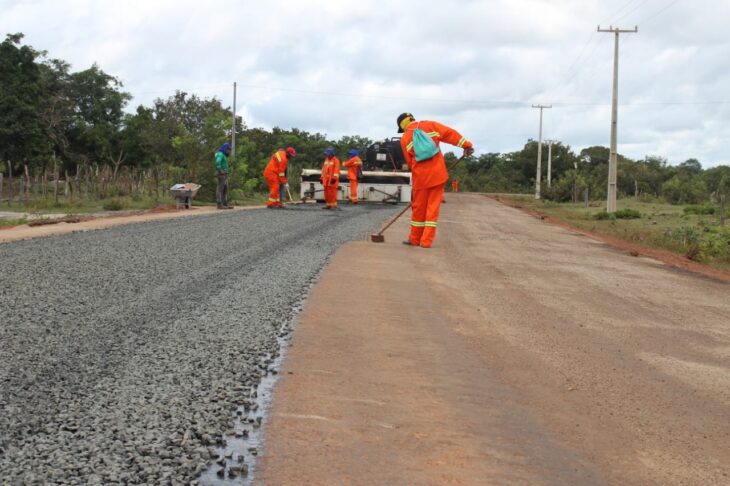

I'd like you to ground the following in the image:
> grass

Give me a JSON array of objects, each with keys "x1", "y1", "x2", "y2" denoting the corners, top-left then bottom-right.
[
  {"x1": 1, "y1": 193, "x2": 272, "y2": 214},
  {"x1": 0, "y1": 217, "x2": 28, "y2": 227},
  {"x1": 504, "y1": 196, "x2": 730, "y2": 272}
]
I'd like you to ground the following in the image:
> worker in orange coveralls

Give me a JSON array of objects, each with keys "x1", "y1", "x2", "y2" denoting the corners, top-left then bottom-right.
[
  {"x1": 321, "y1": 147, "x2": 340, "y2": 209},
  {"x1": 263, "y1": 147, "x2": 296, "y2": 208},
  {"x1": 452, "y1": 178, "x2": 460, "y2": 192},
  {"x1": 398, "y1": 112, "x2": 473, "y2": 248},
  {"x1": 342, "y1": 149, "x2": 363, "y2": 204}
]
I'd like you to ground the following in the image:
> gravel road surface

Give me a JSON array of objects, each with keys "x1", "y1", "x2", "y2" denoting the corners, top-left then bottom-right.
[{"x1": 0, "y1": 204, "x2": 397, "y2": 484}]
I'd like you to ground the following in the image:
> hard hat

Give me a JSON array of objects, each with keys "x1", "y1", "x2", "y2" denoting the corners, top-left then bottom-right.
[
  {"x1": 220, "y1": 143, "x2": 232, "y2": 153},
  {"x1": 286, "y1": 147, "x2": 296, "y2": 157},
  {"x1": 396, "y1": 113, "x2": 414, "y2": 133},
  {"x1": 347, "y1": 149, "x2": 358, "y2": 158},
  {"x1": 324, "y1": 147, "x2": 335, "y2": 156}
]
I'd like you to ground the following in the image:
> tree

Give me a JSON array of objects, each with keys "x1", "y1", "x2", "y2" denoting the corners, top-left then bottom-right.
[{"x1": 0, "y1": 33, "x2": 49, "y2": 169}]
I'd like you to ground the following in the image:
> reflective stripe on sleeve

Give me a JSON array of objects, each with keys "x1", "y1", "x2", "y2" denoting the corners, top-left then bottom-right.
[
  {"x1": 406, "y1": 142, "x2": 414, "y2": 151},
  {"x1": 275, "y1": 153, "x2": 282, "y2": 162},
  {"x1": 457, "y1": 137, "x2": 468, "y2": 148},
  {"x1": 427, "y1": 131, "x2": 439, "y2": 138},
  {"x1": 278, "y1": 173, "x2": 285, "y2": 177}
]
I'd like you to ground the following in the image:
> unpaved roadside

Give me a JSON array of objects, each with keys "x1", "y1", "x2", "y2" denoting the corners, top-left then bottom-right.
[
  {"x1": 0, "y1": 205, "x2": 262, "y2": 244},
  {"x1": 258, "y1": 193, "x2": 730, "y2": 485}
]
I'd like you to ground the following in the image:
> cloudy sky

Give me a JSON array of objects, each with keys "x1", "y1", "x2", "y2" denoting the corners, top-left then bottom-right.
[{"x1": 2, "y1": 0, "x2": 728, "y2": 167}]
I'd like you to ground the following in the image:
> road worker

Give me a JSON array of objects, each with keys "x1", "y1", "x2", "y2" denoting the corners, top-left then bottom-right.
[
  {"x1": 342, "y1": 149, "x2": 363, "y2": 204},
  {"x1": 452, "y1": 178, "x2": 459, "y2": 192},
  {"x1": 263, "y1": 147, "x2": 296, "y2": 208},
  {"x1": 397, "y1": 113, "x2": 473, "y2": 248},
  {"x1": 321, "y1": 147, "x2": 340, "y2": 209},
  {"x1": 215, "y1": 143, "x2": 232, "y2": 209}
]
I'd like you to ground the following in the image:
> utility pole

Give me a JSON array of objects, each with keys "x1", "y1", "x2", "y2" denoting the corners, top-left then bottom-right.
[
  {"x1": 598, "y1": 25, "x2": 637, "y2": 213},
  {"x1": 231, "y1": 82, "x2": 237, "y2": 166},
  {"x1": 545, "y1": 139, "x2": 556, "y2": 188},
  {"x1": 532, "y1": 104, "x2": 551, "y2": 199}
]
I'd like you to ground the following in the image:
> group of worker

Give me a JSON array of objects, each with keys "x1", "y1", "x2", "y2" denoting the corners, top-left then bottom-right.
[{"x1": 213, "y1": 113, "x2": 472, "y2": 248}]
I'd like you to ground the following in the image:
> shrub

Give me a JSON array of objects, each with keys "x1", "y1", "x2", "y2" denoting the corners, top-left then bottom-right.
[
  {"x1": 102, "y1": 197, "x2": 130, "y2": 211},
  {"x1": 684, "y1": 205, "x2": 715, "y2": 215},
  {"x1": 593, "y1": 209, "x2": 641, "y2": 220}
]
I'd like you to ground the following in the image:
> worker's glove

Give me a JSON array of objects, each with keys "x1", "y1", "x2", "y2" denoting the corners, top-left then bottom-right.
[
  {"x1": 464, "y1": 147, "x2": 475, "y2": 157},
  {"x1": 284, "y1": 183, "x2": 289, "y2": 188},
  {"x1": 331, "y1": 178, "x2": 337, "y2": 184}
]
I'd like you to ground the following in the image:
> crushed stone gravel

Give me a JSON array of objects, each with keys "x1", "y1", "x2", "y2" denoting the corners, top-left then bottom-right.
[{"x1": 0, "y1": 204, "x2": 398, "y2": 484}]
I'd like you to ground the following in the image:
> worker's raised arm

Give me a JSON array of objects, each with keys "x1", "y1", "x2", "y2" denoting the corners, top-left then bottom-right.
[{"x1": 433, "y1": 121, "x2": 472, "y2": 151}]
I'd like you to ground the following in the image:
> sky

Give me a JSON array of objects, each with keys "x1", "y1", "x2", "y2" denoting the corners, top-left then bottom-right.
[{"x1": 2, "y1": 0, "x2": 729, "y2": 167}]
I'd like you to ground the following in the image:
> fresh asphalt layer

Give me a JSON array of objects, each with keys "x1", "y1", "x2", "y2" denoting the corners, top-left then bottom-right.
[{"x1": 0, "y1": 203, "x2": 398, "y2": 484}]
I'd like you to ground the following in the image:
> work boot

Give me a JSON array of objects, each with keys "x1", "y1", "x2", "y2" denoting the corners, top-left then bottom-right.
[{"x1": 402, "y1": 240, "x2": 415, "y2": 246}]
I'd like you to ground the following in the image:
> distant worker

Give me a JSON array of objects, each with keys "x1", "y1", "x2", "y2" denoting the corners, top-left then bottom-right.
[
  {"x1": 215, "y1": 143, "x2": 233, "y2": 209},
  {"x1": 452, "y1": 178, "x2": 459, "y2": 192},
  {"x1": 342, "y1": 149, "x2": 363, "y2": 204},
  {"x1": 397, "y1": 113, "x2": 473, "y2": 248},
  {"x1": 321, "y1": 147, "x2": 340, "y2": 210},
  {"x1": 263, "y1": 147, "x2": 296, "y2": 208}
]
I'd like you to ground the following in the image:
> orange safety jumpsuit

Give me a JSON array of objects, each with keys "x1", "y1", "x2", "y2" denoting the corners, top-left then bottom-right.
[
  {"x1": 452, "y1": 178, "x2": 459, "y2": 192},
  {"x1": 321, "y1": 155, "x2": 341, "y2": 209},
  {"x1": 263, "y1": 150, "x2": 289, "y2": 207},
  {"x1": 342, "y1": 156, "x2": 363, "y2": 203},
  {"x1": 400, "y1": 120, "x2": 472, "y2": 248}
]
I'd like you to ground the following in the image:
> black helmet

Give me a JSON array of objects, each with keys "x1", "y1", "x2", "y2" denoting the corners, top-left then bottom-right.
[{"x1": 396, "y1": 112, "x2": 414, "y2": 133}]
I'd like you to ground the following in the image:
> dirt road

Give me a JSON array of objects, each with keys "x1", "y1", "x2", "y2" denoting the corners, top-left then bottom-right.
[{"x1": 258, "y1": 194, "x2": 730, "y2": 485}]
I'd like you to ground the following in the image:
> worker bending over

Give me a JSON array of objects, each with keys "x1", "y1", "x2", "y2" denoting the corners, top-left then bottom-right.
[
  {"x1": 321, "y1": 147, "x2": 340, "y2": 209},
  {"x1": 342, "y1": 149, "x2": 363, "y2": 204},
  {"x1": 263, "y1": 147, "x2": 296, "y2": 208},
  {"x1": 397, "y1": 112, "x2": 473, "y2": 248}
]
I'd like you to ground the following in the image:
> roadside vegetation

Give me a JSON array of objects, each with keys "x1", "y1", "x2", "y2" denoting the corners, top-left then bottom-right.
[{"x1": 505, "y1": 196, "x2": 730, "y2": 272}]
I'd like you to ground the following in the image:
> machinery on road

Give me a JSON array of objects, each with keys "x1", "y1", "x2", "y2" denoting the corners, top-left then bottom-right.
[{"x1": 300, "y1": 138, "x2": 412, "y2": 204}]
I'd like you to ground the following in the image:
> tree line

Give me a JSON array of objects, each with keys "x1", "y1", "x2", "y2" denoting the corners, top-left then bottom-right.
[
  {"x1": 450, "y1": 142, "x2": 730, "y2": 205},
  {"x1": 2, "y1": 33, "x2": 728, "y2": 206}
]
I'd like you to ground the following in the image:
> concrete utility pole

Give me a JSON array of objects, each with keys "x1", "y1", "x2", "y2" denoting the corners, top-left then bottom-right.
[
  {"x1": 231, "y1": 82, "x2": 237, "y2": 166},
  {"x1": 545, "y1": 140, "x2": 556, "y2": 188},
  {"x1": 532, "y1": 105, "x2": 551, "y2": 199},
  {"x1": 598, "y1": 25, "x2": 638, "y2": 213}
]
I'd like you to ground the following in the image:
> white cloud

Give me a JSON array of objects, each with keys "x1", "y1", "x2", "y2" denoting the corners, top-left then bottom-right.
[{"x1": 1, "y1": 0, "x2": 728, "y2": 167}]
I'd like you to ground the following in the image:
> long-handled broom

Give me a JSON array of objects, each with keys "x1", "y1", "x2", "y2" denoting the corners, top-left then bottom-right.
[{"x1": 370, "y1": 152, "x2": 470, "y2": 243}]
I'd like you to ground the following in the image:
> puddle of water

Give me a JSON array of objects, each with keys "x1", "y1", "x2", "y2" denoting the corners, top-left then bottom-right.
[{"x1": 198, "y1": 297, "x2": 309, "y2": 485}]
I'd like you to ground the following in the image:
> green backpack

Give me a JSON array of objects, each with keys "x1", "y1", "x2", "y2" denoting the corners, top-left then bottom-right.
[{"x1": 412, "y1": 124, "x2": 440, "y2": 162}]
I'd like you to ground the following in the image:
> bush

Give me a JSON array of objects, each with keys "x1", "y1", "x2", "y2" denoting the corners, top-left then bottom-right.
[
  {"x1": 593, "y1": 208, "x2": 641, "y2": 220},
  {"x1": 102, "y1": 197, "x2": 130, "y2": 211},
  {"x1": 684, "y1": 204, "x2": 716, "y2": 215}
]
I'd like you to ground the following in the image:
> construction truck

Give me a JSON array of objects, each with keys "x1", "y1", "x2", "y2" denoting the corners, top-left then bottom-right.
[{"x1": 300, "y1": 138, "x2": 412, "y2": 203}]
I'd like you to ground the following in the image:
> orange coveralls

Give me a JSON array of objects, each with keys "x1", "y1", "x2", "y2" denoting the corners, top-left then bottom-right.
[
  {"x1": 400, "y1": 120, "x2": 472, "y2": 248},
  {"x1": 342, "y1": 156, "x2": 363, "y2": 203},
  {"x1": 263, "y1": 150, "x2": 289, "y2": 207},
  {"x1": 452, "y1": 178, "x2": 459, "y2": 192},
  {"x1": 321, "y1": 156, "x2": 341, "y2": 208}
]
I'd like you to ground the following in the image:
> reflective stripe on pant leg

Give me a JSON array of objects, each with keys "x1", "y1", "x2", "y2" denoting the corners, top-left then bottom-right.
[
  {"x1": 267, "y1": 178, "x2": 279, "y2": 207},
  {"x1": 409, "y1": 187, "x2": 428, "y2": 245},
  {"x1": 420, "y1": 184, "x2": 445, "y2": 248}
]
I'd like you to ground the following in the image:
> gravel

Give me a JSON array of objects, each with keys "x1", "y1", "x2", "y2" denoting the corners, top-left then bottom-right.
[{"x1": 0, "y1": 204, "x2": 397, "y2": 484}]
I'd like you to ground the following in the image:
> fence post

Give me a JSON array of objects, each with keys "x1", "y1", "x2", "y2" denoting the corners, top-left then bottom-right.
[
  {"x1": 53, "y1": 155, "x2": 59, "y2": 204},
  {"x1": 7, "y1": 161, "x2": 12, "y2": 206}
]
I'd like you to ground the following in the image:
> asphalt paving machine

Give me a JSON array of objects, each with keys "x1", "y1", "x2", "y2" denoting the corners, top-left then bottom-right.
[{"x1": 300, "y1": 138, "x2": 411, "y2": 204}]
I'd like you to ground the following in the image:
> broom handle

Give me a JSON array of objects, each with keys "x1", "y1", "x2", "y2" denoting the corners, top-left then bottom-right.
[{"x1": 377, "y1": 153, "x2": 470, "y2": 236}]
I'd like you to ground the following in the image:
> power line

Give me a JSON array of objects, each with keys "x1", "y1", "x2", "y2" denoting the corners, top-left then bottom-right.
[{"x1": 613, "y1": 0, "x2": 652, "y2": 24}]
